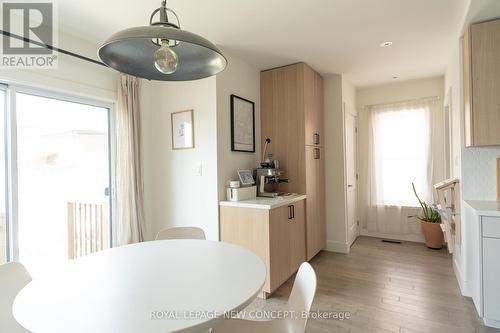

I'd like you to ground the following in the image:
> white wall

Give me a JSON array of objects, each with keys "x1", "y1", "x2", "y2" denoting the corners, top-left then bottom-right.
[
  {"x1": 357, "y1": 76, "x2": 445, "y2": 109},
  {"x1": 462, "y1": 148, "x2": 500, "y2": 200},
  {"x1": 142, "y1": 51, "x2": 261, "y2": 241},
  {"x1": 444, "y1": 38, "x2": 467, "y2": 291},
  {"x1": 216, "y1": 51, "x2": 261, "y2": 201},
  {"x1": 141, "y1": 78, "x2": 219, "y2": 241},
  {"x1": 324, "y1": 74, "x2": 349, "y2": 253},
  {"x1": 342, "y1": 79, "x2": 356, "y2": 114},
  {"x1": 356, "y1": 76, "x2": 446, "y2": 242}
]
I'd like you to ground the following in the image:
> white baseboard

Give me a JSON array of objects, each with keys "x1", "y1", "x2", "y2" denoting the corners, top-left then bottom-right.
[
  {"x1": 325, "y1": 240, "x2": 350, "y2": 254},
  {"x1": 359, "y1": 229, "x2": 425, "y2": 243},
  {"x1": 484, "y1": 319, "x2": 500, "y2": 329},
  {"x1": 453, "y1": 257, "x2": 470, "y2": 297}
]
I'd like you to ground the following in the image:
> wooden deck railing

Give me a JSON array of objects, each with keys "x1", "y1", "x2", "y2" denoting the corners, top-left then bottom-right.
[{"x1": 67, "y1": 201, "x2": 109, "y2": 259}]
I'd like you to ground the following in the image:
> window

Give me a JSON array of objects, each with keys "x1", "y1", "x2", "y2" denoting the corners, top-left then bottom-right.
[{"x1": 372, "y1": 103, "x2": 431, "y2": 207}]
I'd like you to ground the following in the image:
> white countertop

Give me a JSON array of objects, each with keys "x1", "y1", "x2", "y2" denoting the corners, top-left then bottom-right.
[
  {"x1": 220, "y1": 194, "x2": 307, "y2": 210},
  {"x1": 465, "y1": 200, "x2": 500, "y2": 217}
]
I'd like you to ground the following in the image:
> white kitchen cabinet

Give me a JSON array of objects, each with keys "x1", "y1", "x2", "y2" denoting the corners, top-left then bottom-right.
[
  {"x1": 483, "y1": 237, "x2": 500, "y2": 320},
  {"x1": 464, "y1": 201, "x2": 500, "y2": 329}
]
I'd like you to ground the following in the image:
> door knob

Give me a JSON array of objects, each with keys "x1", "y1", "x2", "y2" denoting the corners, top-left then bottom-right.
[{"x1": 348, "y1": 185, "x2": 353, "y2": 188}]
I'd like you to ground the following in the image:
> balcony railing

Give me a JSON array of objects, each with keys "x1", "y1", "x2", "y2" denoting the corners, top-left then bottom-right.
[{"x1": 67, "y1": 201, "x2": 109, "y2": 259}]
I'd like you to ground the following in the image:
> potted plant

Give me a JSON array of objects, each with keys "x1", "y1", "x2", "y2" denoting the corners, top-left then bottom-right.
[{"x1": 412, "y1": 183, "x2": 443, "y2": 249}]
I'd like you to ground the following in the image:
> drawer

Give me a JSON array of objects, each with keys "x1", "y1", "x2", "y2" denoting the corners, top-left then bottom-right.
[{"x1": 482, "y1": 216, "x2": 500, "y2": 238}]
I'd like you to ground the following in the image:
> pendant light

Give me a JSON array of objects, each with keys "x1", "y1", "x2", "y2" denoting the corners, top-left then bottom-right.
[{"x1": 98, "y1": 0, "x2": 227, "y2": 81}]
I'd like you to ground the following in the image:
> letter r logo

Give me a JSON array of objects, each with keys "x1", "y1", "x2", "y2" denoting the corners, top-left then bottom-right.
[{"x1": 2, "y1": 2, "x2": 53, "y2": 55}]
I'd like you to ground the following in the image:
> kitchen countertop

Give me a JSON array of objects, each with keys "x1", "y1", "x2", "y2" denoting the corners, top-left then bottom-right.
[
  {"x1": 219, "y1": 194, "x2": 307, "y2": 210},
  {"x1": 464, "y1": 200, "x2": 500, "y2": 217}
]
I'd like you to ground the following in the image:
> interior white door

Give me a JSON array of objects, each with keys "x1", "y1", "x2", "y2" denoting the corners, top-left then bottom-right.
[{"x1": 344, "y1": 104, "x2": 358, "y2": 246}]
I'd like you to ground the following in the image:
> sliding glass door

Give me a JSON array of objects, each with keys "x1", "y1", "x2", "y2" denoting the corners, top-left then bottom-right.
[
  {"x1": 0, "y1": 87, "x2": 6, "y2": 264},
  {"x1": 1, "y1": 86, "x2": 113, "y2": 277}
]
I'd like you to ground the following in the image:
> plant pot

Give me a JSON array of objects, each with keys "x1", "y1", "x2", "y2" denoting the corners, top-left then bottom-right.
[{"x1": 420, "y1": 220, "x2": 444, "y2": 249}]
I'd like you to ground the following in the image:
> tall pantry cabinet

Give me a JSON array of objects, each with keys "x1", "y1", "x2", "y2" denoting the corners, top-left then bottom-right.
[{"x1": 261, "y1": 63, "x2": 326, "y2": 260}]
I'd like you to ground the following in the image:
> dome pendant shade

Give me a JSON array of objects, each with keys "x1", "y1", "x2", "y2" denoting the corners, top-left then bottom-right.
[{"x1": 98, "y1": 4, "x2": 227, "y2": 81}]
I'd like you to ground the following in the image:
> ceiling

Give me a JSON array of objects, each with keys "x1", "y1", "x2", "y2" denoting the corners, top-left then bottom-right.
[{"x1": 58, "y1": 0, "x2": 468, "y2": 87}]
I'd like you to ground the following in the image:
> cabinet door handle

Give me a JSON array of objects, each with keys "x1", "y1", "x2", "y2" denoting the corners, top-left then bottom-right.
[
  {"x1": 288, "y1": 205, "x2": 292, "y2": 220},
  {"x1": 313, "y1": 133, "x2": 320, "y2": 145},
  {"x1": 292, "y1": 205, "x2": 295, "y2": 219},
  {"x1": 314, "y1": 148, "x2": 321, "y2": 159}
]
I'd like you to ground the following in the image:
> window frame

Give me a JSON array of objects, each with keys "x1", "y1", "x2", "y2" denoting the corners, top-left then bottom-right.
[{"x1": 0, "y1": 84, "x2": 8, "y2": 263}]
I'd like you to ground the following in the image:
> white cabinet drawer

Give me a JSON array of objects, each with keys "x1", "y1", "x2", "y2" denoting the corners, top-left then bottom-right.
[{"x1": 482, "y1": 217, "x2": 500, "y2": 238}]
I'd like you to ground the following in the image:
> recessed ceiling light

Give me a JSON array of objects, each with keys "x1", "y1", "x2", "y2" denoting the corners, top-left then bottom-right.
[{"x1": 380, "y1": 41, "x2": 393, "y2": 48}]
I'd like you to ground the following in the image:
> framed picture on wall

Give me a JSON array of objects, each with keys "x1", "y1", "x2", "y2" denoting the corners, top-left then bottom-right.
[
  {"x1": 171, "y1": 109, "x2": 195, "y2": 149},
  {"x1": 230, "y1": 94, "x2": 255, "y2": 152}
]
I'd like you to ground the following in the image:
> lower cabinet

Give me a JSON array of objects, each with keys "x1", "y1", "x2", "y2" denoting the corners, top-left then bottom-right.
[
  {"x1": 481, "y1": 217, "x2": 500, "y2": 324},
  {"x1": 483, "y1": 237, "x2": 500, "y2": 320},
  {"x1": 464, "y1": 203, "x2": 500, "y2": 329},
  {"x1": 220, "y1": 199, "x2": 306, "y2": 297}
]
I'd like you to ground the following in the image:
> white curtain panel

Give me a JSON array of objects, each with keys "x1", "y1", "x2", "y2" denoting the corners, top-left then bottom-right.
[
  {"x1": 359, "y1": 97, "x2": 442, "y2": 236},
  {"x1": 114, "y1": 75, "x2": 145, "y2": 245}
]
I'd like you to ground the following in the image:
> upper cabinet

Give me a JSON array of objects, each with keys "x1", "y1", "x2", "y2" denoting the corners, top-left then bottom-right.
[
  {"x1": 463, "y1": 19, "x2": 500, "y2": 147},
  {"x1": 304, "y1": 66, "x2": 324, "y2": 146}
]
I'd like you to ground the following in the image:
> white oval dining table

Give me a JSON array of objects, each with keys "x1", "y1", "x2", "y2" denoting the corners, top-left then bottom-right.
[{"x1": 13, "y1": 240, "x2": 266, "y2": 333}]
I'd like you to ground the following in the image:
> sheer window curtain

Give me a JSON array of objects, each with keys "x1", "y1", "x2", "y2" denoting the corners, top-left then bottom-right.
[
  {"x1": 113, "y1": 74, "x2": 145, "y2": 245},
  {"x1": 359, "y1": 97, "x2": 440, "y2": 237}
]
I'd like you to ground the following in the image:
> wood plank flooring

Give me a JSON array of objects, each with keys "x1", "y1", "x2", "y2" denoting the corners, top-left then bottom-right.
[{"x1": 245, "y1": 236, "x2": 500, "y2": 333}]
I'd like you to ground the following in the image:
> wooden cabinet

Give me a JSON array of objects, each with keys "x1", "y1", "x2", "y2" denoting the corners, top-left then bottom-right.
[
  {"x1": 261, "y1": 63, "x2": 325, "y2": 260},
  {"x1": 305, "y1": 146, "x2": 325, "y2": 259},
  {"x1": 304, "y1": 67, "x2": 324, "y2": 146},
  {"x1": 260, "y1": 65, "x2": 305, "y2": 193},
  {"x1": 220, "y1": 199, "x2": 306, "y2": 296},
  {"x1": 463, "y1": 19, "x2": 500, "y2": 147},
  {"x1": 288, "y1": 200, "x2": 307, "y2": 272}
]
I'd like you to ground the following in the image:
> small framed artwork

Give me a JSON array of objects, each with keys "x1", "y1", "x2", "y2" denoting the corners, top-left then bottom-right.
[
  {"x1": 230, "y1": 94, "x2": 255, "y2": 153},
  {"x1": 171, "y1": 109, "x2": 195, "y2": 150}
]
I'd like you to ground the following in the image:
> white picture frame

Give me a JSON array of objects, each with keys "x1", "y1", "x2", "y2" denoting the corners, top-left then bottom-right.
[{"x1": 171, "y1": 109, "x2": 194, "y2": 150}]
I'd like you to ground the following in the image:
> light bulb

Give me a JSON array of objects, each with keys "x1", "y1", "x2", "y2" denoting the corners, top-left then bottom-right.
[{"x1": 154, "y1": 40, "x2": 178, "y2": 74}]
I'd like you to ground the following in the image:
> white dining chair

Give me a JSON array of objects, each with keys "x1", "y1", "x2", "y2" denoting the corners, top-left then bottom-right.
[
  {"x1": 155, "y1": 226, "x2": 206, "y2": 240},
  {"x1": 212, "y1": 262, "x2": 317, "y2": 333},
  {"x1": 0, "y1": 262, "x2": 32, "y2": 333}
]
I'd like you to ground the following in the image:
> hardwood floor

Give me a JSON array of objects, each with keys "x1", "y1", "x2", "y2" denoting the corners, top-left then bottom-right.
[{"x1": 245, "y1": 236, "x2": 500, "y2": 333}]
